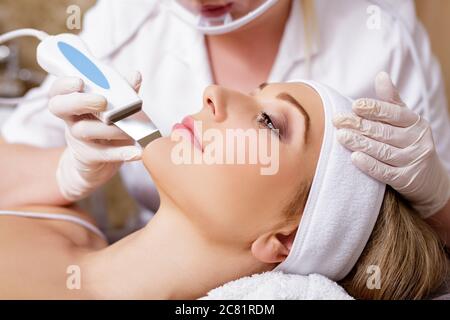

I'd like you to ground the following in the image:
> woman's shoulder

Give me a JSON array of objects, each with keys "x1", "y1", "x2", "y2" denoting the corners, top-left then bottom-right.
[
  {"x1": 0, "y1": 206, "x2": 107, "y2": 250},
  {"x1": 0, "y1": 206, "x2": 105, "y2": 299}
]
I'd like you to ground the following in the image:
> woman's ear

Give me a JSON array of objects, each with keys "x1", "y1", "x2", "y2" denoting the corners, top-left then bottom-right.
[{"x1": 251, "y1": 225, "x2": 298, "y2": 264}]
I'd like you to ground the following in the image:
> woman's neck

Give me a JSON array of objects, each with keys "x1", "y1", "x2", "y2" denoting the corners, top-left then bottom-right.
[
  {"x1": 81, "y1": 199, "x2": 265, "y2": 299},
  {"x1": 206, "y1": 0, "x2": 292, "y2": 92}
]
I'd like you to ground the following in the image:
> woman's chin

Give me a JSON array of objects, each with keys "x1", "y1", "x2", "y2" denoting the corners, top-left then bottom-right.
[{"x1": 142, "y1": 137, "x2": 173, "y2": 174}]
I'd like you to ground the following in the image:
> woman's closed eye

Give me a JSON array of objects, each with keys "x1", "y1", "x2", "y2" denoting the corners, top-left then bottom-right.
[{"x1": 257, "y1": 112, "x2": 281, "y2": 138}]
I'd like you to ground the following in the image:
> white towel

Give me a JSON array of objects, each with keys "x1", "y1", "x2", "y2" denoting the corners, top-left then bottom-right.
[{"x1": 201, "y1": 272, "x2": 353, "y2": 300}]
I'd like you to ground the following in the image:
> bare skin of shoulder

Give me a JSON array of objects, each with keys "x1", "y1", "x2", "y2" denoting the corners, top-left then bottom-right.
[{"x1": 0, "y1": 205, "x2": 107, "y2": 299}]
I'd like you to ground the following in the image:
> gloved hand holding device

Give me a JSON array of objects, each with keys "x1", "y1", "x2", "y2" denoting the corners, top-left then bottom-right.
[
  {"x1": 0, "y1": 30, "x2": 160, "y2": 203},
  {"x1": 49, "y1": 71, "x2": 143, "y2": 202},
  {"x1": 333, "y1": 72, "x2": 450, "y2": 218}
]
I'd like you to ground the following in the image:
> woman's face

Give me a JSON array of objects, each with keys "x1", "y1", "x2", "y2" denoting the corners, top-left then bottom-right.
[{"x1": 143, "y1": 83, "x2": 324, "y2": 246}]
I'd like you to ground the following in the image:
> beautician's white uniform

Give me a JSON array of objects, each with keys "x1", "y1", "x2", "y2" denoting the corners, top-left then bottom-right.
[{"x1": 2, "y1": 0, "x2": 450, "y2": 215}]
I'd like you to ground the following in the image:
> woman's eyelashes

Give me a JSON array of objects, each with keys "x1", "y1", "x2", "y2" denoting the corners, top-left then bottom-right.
[{"x1": 257, "y1": 112, "x2": 282, "y2": 138}]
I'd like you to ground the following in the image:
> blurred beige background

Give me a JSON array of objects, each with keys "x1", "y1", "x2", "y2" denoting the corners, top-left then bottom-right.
[
  {"x1": 416, "y1": 0, "x2": 450, "y2": 105},
  {"x1": 0, "y1": 0, "x2": 449, "y2": 103},
  {"x1": 0, "y1": 0, "x2": 95, "y2": 71}
]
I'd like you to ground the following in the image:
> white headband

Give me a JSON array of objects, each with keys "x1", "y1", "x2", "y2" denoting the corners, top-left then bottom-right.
[{"x1": 275, "y1": 80, "x2": 386, "y2": 281}]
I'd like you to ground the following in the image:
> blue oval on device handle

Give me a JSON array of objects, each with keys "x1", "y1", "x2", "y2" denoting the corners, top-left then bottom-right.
[{"x1": 57, "y1": 41, "x2": 110, "y2": 90}]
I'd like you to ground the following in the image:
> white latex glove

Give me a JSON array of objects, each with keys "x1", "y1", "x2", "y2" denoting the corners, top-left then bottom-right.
[
  {"x1": 333, "y1": 72, "x2": 450, "y2": 218},
  {"x1": 49, "y1": 71, "x2": 143, "y2": 202}
]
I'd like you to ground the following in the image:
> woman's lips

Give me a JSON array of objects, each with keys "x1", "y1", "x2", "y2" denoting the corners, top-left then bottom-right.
[
  {"x1": 172, "y1": 116, "x2": 203, "y2": 152},
  {"x1": 200, "y1": 3, "x2": 233, "y2": 18}
]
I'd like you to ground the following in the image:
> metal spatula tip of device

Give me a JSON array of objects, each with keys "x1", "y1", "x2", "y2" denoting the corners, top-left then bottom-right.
[{"x1": 114, "y1": 115, "x2": 162, "y2": 148}]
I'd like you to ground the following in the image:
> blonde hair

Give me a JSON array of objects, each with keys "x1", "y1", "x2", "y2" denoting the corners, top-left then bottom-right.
[
  {"x1": 340, "y1": 187, "x2": 448, "y2": 300},
  {"x1": 283, "y1": 185, "x2": 448, "y2": 300}
]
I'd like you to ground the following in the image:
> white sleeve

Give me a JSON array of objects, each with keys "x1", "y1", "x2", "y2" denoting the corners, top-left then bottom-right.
[
  {"x1": 390, "y1": 14, "x2": 450, "y2": 174},
  {"x1": 0, "y1": 76, "x2": 67, "y2": 148}
]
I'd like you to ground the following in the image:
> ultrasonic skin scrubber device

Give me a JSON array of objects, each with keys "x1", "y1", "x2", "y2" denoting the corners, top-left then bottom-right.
[{"x1": 0, "y1": 29, "x2": 161, "y2": 147}]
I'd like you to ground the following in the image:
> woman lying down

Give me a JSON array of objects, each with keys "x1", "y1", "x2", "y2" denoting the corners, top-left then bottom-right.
[{"x1": 0, "y1": 81, "x2": 447, "y2": 299}]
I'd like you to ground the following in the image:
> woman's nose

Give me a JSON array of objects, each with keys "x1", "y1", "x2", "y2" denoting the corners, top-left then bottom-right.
[{"x1": 203, "y1": 85, "x2": 226, "y2": 122}]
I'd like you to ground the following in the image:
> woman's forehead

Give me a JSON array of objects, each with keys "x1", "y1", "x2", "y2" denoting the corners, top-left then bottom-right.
[{"x1": 256, "y1": 82, "x2": 323, "y2": 117}]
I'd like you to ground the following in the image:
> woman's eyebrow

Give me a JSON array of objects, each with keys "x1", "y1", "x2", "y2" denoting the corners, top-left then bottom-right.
[{"x1": 277, "y1": 92, "x2": 310, "y2": 143}]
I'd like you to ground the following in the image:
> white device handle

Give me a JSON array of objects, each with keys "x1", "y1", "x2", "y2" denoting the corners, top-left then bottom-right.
[{"x1": 36, "y1": 33, "x2": 142, "y2": 124}]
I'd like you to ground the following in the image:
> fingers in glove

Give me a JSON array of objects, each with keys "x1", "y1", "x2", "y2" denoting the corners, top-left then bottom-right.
[
  {"x1": 352, "y1": 98, "x2": 419, "y2": 128},
  {"x1": 49, "y1": 92, "x2": 107, "y2": 121},
  {"x1": 350, "y1": 151, "x2": 403, "y2": 186},
  {"x1": 104, "y1": 139, "x2": 137, "y2": 147},
  {"x1": 375, "y1": 72, "x2": 406, "y2": 106},
  {"x1": 333, "y1": 113, "x2": 419, "y2": 148},
  {"x1": 82, "y1": 142, "x2": 143, "y2": 163},
  {"x1": 70, "y1": 119, "x2": 132, "y2": 141},
  {"x1": 49, "y1": 77, "x2": 84, "y2": 98},
  {"x1": 336, "y1": 129, "x2": 415, "y2": 167}
]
